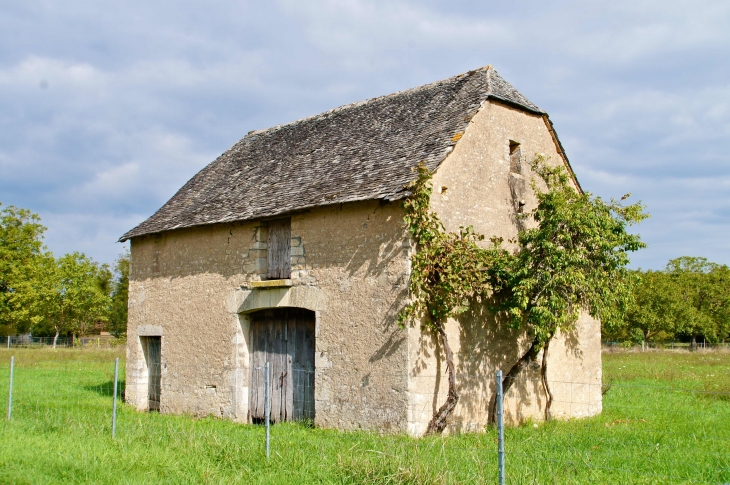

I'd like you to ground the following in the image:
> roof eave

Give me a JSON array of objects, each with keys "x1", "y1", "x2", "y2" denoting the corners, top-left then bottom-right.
[
  {"x1": 486, "y1": 95, "x2": 545, "y2": 116},
  {"x1": 541, "y1": 114, "x2": 583, "y2": 194},
  {"x1": 118, "y1": 193, "x2": 405, "y2": 243}
]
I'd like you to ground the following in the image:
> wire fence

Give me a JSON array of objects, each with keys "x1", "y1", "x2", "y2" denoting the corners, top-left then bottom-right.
[
  {"x1": 1, "y1": 355, "x2": 124, "y2": 438},
  {"x1": 2, "y1": 353, "x2": 729, "y2": 483},
  {"x1": 603, "y1": 340, "x2": 730, "y2": 351},
  {"x1": 2, "y1": 335, "x2": 124, "y2": 349},
  {"x1": 2, "y1": 335, "x2": 725, "y2": 351}
]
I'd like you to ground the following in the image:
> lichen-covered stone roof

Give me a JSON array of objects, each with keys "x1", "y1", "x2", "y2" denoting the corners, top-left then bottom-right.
[{"x1": 120, "y1": 66, "x2": 547, "y2": 241}]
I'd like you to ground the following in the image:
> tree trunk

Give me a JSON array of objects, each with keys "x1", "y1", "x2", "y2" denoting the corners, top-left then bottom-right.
[
  {"x1": 425, "y1": 322, "x2": 459, "y2": 435},
  {"x1": 490, "y1": 335, "x2": 542, "y2": 423},
  {"x1": 690, "y1": 334, "x2": 697, "y2": 351},
  {"x1": 52, "y1": 328, "x2": 59, "y2": 350},
  {"x1": 541, "y1": 337, "x2": 554, "y2": 421}
]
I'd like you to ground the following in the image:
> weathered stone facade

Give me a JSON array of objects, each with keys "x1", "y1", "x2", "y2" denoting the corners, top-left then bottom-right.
[
  {"x1": 124, "y1": 68, "x2": 602, "y2": 436},
  {"x1": 126, "y1": 200, "x2": 413, "y2": 430},
  {"x1": 406, "y1": 97, "x2": 602, "y2": 435}
]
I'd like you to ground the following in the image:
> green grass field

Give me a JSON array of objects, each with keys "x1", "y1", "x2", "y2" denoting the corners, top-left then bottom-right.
[{"x1": 0, "y1": 349, "x2": 728, "y2": 484}]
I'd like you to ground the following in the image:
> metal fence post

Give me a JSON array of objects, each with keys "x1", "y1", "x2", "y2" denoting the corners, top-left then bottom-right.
[
  {"x1": 496, "y1": 369, "x2": 505, "y2": 485},
  {"x1": 7, "y1": 356, "x2": 14, "y2": 421},
  {"x1": 265, "y1": 362, "x2": 271, "y2": 459},
  {"x1": 112, "y1": 357, "x2": 119, "y2": 438},
  {"x1": 7, "y1": 337, "x2": 10, "y2": 349}
]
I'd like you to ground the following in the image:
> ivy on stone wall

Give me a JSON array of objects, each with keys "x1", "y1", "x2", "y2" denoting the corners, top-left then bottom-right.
[{"x1": 400, "y1": 156, "x2": 648, "y2": 434}]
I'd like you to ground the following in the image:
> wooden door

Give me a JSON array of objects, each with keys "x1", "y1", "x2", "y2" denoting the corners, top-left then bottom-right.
[
  {"x1": 249, "y1": 308, "x2": 315, "y2": 423},
  {"x1": 266, "y1": 219, "x2": 291, "y2": 279},
  {"x1": 143, "y1": 336, "x2": 161, "y2": 412}
]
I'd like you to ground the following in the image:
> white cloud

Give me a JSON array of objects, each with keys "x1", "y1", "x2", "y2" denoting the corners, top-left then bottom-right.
[
  {"x1": 40, "y1": 211, "x2": 133, "y2": 262},
  {"x1": 0, "y1": 56, "x2": 106, "y2": 89},
  {"x1": 277, "y1": 0, "x2": 514, "y2": 69},
  {"x1": 0, "y1": 0, "x2": 729, "y2": 268},
  {"x1": 277, "y1": 0, "x2": 730, "y2": 68},
  {"x1": 74, "y1": 129, "x2": 215, "y2": 204}
]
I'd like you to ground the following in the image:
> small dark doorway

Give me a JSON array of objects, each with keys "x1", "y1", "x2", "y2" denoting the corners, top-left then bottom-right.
[
  {"x1": 141, "y1": 336, "x2": 161, "y2": 412},
  {"x1": 249, "y1": 308, "x2": 315, "y2": 423}
]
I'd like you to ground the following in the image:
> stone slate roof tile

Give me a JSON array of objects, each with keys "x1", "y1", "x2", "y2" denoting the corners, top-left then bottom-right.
[{"x1": 120, "y1": 66, "x2": 548, "y2": 241}]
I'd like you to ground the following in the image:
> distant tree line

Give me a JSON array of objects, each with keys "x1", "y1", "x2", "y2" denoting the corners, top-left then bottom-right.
[
  {"x1": 604, "y1": 257, "x2": 730, "y2": 346},
  {"x1": 0, "y1": 203, "x2": 128, "y2": 345}
]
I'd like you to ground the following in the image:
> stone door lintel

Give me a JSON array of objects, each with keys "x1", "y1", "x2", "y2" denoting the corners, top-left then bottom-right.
[
  {"x1": 235, "y1": 285, "x2": 324, "y2": 314},
  {"x1": 137, "y1": 325, "x2": 163, "y2": 336}
]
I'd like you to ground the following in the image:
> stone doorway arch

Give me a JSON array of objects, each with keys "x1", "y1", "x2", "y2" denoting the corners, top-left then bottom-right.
[{"x1": 234, "y1": 285, "x2": 324, "y2": 423}]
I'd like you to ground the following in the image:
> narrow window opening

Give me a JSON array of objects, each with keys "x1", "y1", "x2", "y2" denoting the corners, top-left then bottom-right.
[
  {"x1": 266, "y1": 218, "x2": 291, "y2": 279},
  {"x1": 509, "y1": 141, "x2": 522, "y2": 174}
]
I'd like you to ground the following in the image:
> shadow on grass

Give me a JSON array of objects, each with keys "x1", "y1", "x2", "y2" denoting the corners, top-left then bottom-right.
[{"x1": 83, "y1": 380, "x2": 126, "y2": 398}]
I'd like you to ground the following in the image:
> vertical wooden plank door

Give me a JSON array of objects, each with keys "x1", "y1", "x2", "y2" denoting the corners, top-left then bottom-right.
[
  {"x1": 143, "y1": 336, "x2": 161, "y2": 412},
  {"x1": 266, "y1": 219, "x2": 291, "y2": 279},
  {"x1": 249, "y1": 308, "x2": 315, "y2": 423}
]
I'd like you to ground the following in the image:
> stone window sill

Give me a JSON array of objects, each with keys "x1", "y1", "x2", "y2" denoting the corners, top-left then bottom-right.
[{"x1": 249, "y1": 279, "x2": 293, "y2": 288}]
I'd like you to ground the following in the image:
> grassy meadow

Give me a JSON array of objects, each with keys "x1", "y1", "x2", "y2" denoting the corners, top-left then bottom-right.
[{"x1": 0, "y1": 348, "x2": 728, "y2": 484}]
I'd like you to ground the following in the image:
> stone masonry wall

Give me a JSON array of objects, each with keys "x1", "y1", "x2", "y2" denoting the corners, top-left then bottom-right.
[
  {"x1": 126, "y1": 200, "x2": 412, "y2": 431},
  {"x1": 406, "y1": 100, "x2": 602, "y2": 435}
]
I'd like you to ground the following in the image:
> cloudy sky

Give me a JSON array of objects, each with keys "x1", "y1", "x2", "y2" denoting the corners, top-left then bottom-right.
[{"x1": 1, "y1": 0, "x2": 728, "y2": 269}]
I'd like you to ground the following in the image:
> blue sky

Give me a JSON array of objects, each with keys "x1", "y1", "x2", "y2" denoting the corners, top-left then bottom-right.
[{"x1": 1, "y1": 0, "x2": 728, "y2": 269}]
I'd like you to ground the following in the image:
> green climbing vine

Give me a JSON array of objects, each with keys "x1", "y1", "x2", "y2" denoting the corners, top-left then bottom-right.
[{"x1": 399, "y1": 156, "x2": 648, "y2": 434}]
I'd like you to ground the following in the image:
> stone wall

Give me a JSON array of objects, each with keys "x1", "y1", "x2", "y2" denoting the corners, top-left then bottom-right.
[
  {"x1": 406, "y1": 100, "x2": 602, "y2": 435},
  {"x1": 126, "y1": 200, "x2": 412, "y2": 431}
]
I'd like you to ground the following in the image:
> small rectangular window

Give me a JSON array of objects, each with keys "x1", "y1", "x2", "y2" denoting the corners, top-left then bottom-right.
[
  {"x1": 509, "y1": 141, "x2": 521, "y2": 174},
  {"x1": 266, "y1": 219, "x2": 291, "y2": 279}
]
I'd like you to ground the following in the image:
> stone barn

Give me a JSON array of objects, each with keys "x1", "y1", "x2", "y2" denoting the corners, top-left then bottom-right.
[{"x1": 120, "y1": 66, "x2": 602, "y2": 436}]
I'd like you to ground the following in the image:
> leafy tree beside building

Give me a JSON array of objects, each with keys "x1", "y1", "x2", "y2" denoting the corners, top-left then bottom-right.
[
  {"x1": 0, "y1": 202, "x2": 127, "y2": 342},
  {"x1": 401, "y1": 157, "x2": 647, "y2": 431},
  {"x1": 622, "y1": 269, "x2": 680, "y2": 343},
  {"x1": 609, "y1": 257, "x2": 730, "y2": 345},
  {"x1": 30, "y1": 252, "x2": 112, "y2": 348},
  {"x1": 666, "y1": 257, "x2": 730, "y2": 346},
  {"x1": 0, "y1": 203, "x2": 48, "y2": 336}
]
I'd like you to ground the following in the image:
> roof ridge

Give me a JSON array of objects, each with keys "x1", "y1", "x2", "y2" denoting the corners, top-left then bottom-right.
[
  {"x1": 485, "y1": 64, "x2": 494, "y2": 95},
  {"x1": 243, "y1": 67, "x2": 493, "y2": 140}
]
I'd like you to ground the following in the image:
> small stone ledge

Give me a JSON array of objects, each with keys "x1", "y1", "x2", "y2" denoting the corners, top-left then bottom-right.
[{"x1": 249, "y1": 279, "x2": 292, "y2": 288}]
